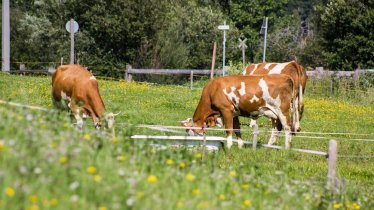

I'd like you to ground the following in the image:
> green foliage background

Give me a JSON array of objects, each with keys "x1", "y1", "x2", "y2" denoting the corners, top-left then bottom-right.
[{"x1": 1, "y1": 0, "x2": 373, "y2": 74}]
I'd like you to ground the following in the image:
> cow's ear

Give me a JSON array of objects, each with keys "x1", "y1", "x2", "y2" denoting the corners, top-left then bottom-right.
[{"x1": 180, "y1": 118, "x2": 192, "y2": 127}]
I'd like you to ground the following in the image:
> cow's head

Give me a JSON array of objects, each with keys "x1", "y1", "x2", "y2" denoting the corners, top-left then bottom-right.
[
  {"x1": 180, "y1": 118, "x2": 205, "y2": 136},
  {"x1": 103, "y1": 112, "x2": 120, "y2": 129},
  {"x1": 206, "y1": 116, "x2": 223, "y2": 128}
]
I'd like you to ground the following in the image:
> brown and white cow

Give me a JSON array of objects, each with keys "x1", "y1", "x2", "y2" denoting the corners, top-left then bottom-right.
[
  {"x1": 181, "y1": 74, "x2": 297, "y2": 149},
  {"x1": 51, "y1": 64, "x2": 117, "y2": 129},
  {"x1": 242, "y1": 61, "x2": 307, "y2": 131}
]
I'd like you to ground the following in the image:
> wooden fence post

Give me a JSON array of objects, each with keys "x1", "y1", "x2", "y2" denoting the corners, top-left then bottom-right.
[
  {"x1": 210, "y1": 42, "x2": 217, "y2": 79},
  {"x1": 125, "y1": 65, "x2": 132, "y2": 82},
  {"x1": 252, "y1": 124, "x2": 258, "y2": 149},
  {"x1": 327, "y1": 139, "x2": 337, "y2": 190},
  {"x1": 190, "y1": 71, "x2": 194, "y2": 90}
]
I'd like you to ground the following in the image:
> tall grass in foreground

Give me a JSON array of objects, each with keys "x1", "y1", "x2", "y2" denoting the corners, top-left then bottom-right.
[{"x1": 0, "y1": 73, "x2": 373, "y2": 209}]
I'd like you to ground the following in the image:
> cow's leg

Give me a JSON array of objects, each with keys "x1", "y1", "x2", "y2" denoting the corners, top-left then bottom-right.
[
  {"x1": 221, "y1": 110, "x2": 234, "y2": 149},
  {"x1": 233, "y1": 116, "x2": 243, "y2": 148},
  {"x1": 278, "y1": 109, "x2": 293, "y2": 149},
  {"x1": 70, "y1": 100, "x2": 84, "y2": 129},
  {"x1": 294, "y1": 96, "x2": 301, "y2": 132},
  {"x1": 268, "y1": 119, "x2": 280, "y2": 145}
]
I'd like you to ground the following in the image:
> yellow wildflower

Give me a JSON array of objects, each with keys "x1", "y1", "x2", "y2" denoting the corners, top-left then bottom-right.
[
  {"x1": 230, "y1": 170, "x2": 237, "y2": 177},
  {"x1": 5, "y1": 187, "x2": 15, "y2": 197},
  {"x1": 27, "y1": 205, "x2": 39, "y2": 210},
  {"x1": 243, "y1": 199, "x2": 251, "y2": 207},
  {"x1": 0, "y1": 199, "x2": 3, "y2": 207},
  {"x1": 29, "y1": 195, "x2": 38, "y2": 203},
  {"x1": 63, "y1": 122, "x2": 69, "y2": 128},
  {"x1": 93, "y1": 175, "x2": 102, "y2": 183},
  {"x1": 111, "y1": 136, "x2": 119, "y2": 143},
  {"x1": 87, "y1": 166, "x2": 97, "y2": 174},
  {"x1": 166, "y1": 159, "x2": 174, "y2": 165},
  {"x1": 351, "y1": 202, "x2": 361, "y2": 210},
  {"x1": 136, "y1": 192, "x2": 144, "y2": 199},
  {"x1": 83, "y1": 134, "x2": 91, "y2": 141},
  {"x1": 42, "y1": 198, "x2": 49, "y2": 207},
  {"x1": 179, "y1": 162, "x2": 186, "y2": 168},
  {"x1": 241, "y1": 184, "x2": 249, "y2": 190},
  {"x1": 0, "y1": 141, "x2": 5, "y2": 152},
  {"x1": 195, "y1": 153, "x2": 202, "y2": 159},
  {"x1": 185, "y1": 173, "x2": 195, "y2": 182},
  {"x1": 117, "y1": 155, "x2": 126, "y2": 162},
  {"x1": 147, "y1": 175, "x2": 157, "y2": 183},
  {"x1": 333, "y1": 202, "x2": 342, "y2": 209},
  {"x1": 192, "y1": 188, "x2": 200, "y2": 195},
  {"x1": 50, "y1": 198, "x2": 58, "y2": 206},
  {"x1": 98, "y1": 207, "x2": 107, "y2": 210},
  {"x1": 59, "y1": 156, "x2": 68, "y2": 164},
  {"x1": 176, "y1": 200, "x2": 184, "y2": 208},
  {"x1": 219, "y1": 194, "x2": 225, "y2": 201}
]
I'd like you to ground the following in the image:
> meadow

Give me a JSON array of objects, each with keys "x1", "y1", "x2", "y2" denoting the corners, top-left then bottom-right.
[{"x1": 0, "y1": 73, "x2": 373, "y2": 210}]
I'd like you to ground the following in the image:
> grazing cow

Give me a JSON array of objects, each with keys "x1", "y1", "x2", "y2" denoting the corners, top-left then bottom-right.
[
  {"x1": 181, "y1": 75, "x2": 297, "y2": 149},
  {"x1": 51, "y1": 64, "x2": 117, "y2": 129},
  {"x1": 242, "y1": 61, "x2": 307, "y2": 131}
]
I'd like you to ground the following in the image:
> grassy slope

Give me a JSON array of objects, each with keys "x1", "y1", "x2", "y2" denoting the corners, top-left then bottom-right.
[{"x1": 0, "y1": 73, "x2": 373, "y2": 210}]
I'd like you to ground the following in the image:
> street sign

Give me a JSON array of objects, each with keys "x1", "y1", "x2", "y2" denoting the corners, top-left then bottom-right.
[
  {"x1": 218, "y1": 25, "x2": 230, "y2": 30},
  {"x1": 65, "y1": 20, "x2": 79, "y2": 33},
  {"x1": 238, "y1": 38, "x2": 248, "y2": 49}
]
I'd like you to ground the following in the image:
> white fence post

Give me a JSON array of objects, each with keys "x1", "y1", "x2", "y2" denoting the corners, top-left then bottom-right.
[
  {"x1": 327, "y1": 139, "x2": 337, "y2": 190},
  {"x1": 252, "y1": 124, "x2": 258, "y2": 149}
]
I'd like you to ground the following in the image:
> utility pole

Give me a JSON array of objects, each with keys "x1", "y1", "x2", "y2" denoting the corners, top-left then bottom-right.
[{"x1": 2, "y1": 0, "x2": 10, "y2": 72}]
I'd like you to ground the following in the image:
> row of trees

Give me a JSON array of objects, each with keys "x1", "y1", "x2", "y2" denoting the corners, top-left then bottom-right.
[{"x1": 2, "y1": 0, "x2": 373, "y2": 76}]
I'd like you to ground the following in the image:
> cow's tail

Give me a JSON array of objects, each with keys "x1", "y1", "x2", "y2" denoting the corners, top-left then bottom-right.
[{"x1": 291, "y1": 82, "x2": 299, "y2": 134}]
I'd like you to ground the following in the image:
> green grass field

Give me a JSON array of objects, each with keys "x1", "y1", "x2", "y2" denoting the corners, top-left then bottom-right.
[{"x1": 0, "y1": 73, "x2": 373, "y2": 210}]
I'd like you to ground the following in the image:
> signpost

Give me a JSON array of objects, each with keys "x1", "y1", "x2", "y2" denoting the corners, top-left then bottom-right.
[
  {"x1": 238, "y1": 38, "x2": 247, "y2": 68},
  {"x1": 260, "y1": 17, "x2": 268, "y2": 63},
  {"x1": 66, "y1": 19, "x2": 79, "y2": 64},
  {"x1": 218, "y1": 21, "x2": 229, "y2": 76},
  {"x1": 2, "y1": 0, "x2": 10, "y2": 72}
]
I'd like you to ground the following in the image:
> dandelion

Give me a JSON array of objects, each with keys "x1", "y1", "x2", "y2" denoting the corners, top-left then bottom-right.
[
  {"x1": 112, "y1": 136, "x2": 119, "y2": 143},
  {"x1": 351, "y1": 202, "x2": 361, "y2": 210},
  {"x1": 304, "y1": 195, "x2": 310, "y2": 201},
  {"x1": 50, "y1": 198, "x2": 58, "y2": 206},
  {"x1": 98, "y1": 207, "x2": 107, "y2": 210},
  {"x1": 179, "y1": 162, "x2": 186, "y2": 169},
  {"x1": 29, "y1": 195, "x2": 38, "y2": 203},
  {"x1": 117, "y1": 155, "x2": 126, "y2": 162},
  {"x1": 5, "y1": 187, "x2": 15, "y2": 197},
  {"x1": 83, "y1": 134, "x2": 91, "y2": 141},
  {"x1": 27, "y1": 205, "x2": 39, "y2": 210},
  {"x1": 147, "y1": 175, "x2": 157, "y2": 183},
  {"x1": 185, "y1": 173, "x2": 195, "y2": 182},
  {"x1": 243, "y1": 199, "x2": 251, "y2": 207},
  {"x1": 0, "y1": 141, "x2": 5, "y2": 152},
  {"x1": 192, "y1": 188, "x2": 200, "y2": 195},
  {"x1": 333, "y1": 202, "x2": 342, "y2": 209},
  {"x1": 230, "y1": 170, "x2": 237, "y2": 177},
  {"x1": 241, "y1": 184, "x2": 249, "y2": 190},
  {"x1": 195, "y1": 153, "x2": 202, "y2": 159},
  {"x1": 63, "y1": 122, "x2": 69, "y2": 128},
  {"x1": 136, "y1": 192, "x2": 144, "y2": 199},
  {"x1": 59, "y1": 156, "x2": 68, "y2": 164},
  {"x1": 166, "y1": 159, "x2": 173, "y2": 165},
  {"x1": 87, "y1": 166, "x2": 97, "y2": 174},
  {"x1": 219, "y1": 194, "x2": 225, "y2": 201},
  {"x1": 93, "y1": 175, "x2": 102, "y2": 183},
  {"x1": 176, "y1": 200, "x2": 184, "y2": 208}
]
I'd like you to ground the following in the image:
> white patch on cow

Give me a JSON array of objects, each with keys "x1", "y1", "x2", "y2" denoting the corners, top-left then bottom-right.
[
  {"x1": 264, "y1": 63, "x2": 273, "y2": 70},
  {"x1": 61, "y1": 91, "x2": 71, "y2": 101},
  {"x1": 249, "y1": 95, "x2": 259, "y2": 103},
  {"x1": 238, "y1": 82, "x2": 246, "y2": 96},
  {"x1": 223, "y1": 87, "x2": 240, "y2": 108},
  {"x1": 268, "y1": 128, "x2": 279, "y2": 145},
  {"x1": 249, "y1": 64, "x2": 259, "y2": 75},
  {"x1": 226, "y1": 135, "x2": 233, "y2": 149},
  {"x1": 259, "y1": 79, "x2": 281, "y2": 107},
  {"x1": 89, "y1": 76, "x2": 96, "y2": 80},
  {"x1": 73, "y1": 111, "x2": 84, "y2": 129},
  {"x1": 268, "y1": 62, "x2": 290, "y2": 74}
]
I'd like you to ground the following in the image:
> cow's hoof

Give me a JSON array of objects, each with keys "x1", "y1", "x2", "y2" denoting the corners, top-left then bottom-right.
[{"x1": 226, "y1": 143, "x2": 233, "y2": 149}]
